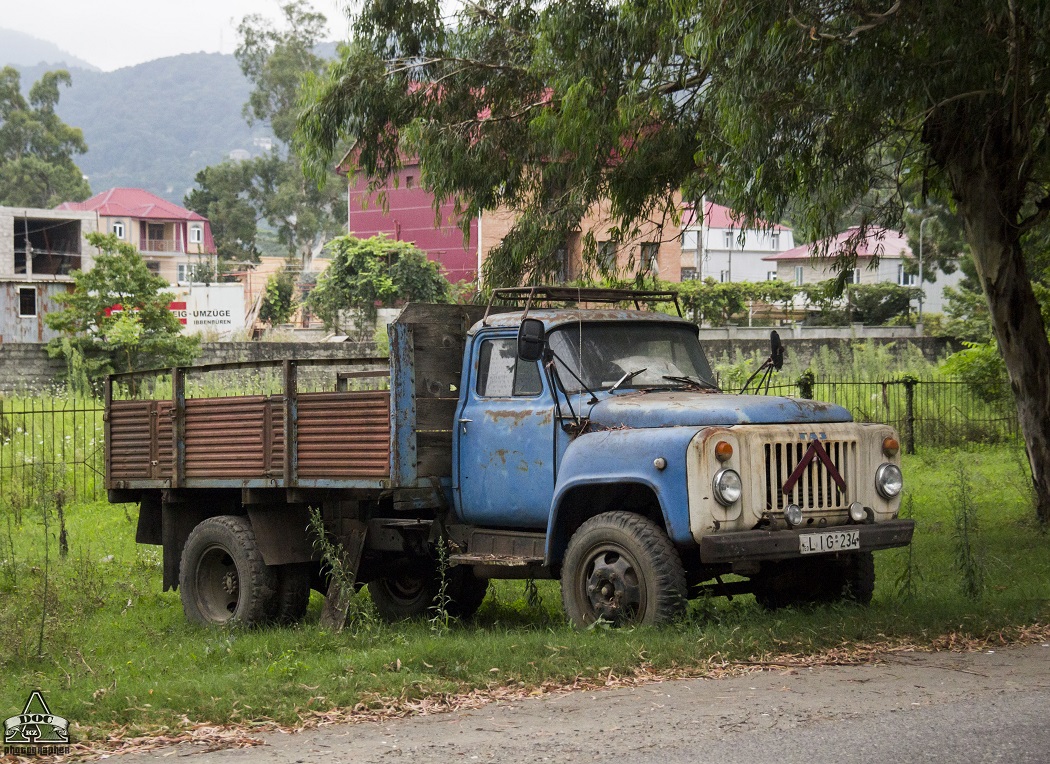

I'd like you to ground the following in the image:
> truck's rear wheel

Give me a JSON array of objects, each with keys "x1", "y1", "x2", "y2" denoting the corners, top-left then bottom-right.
[
  {"x1": 561, "y1": 512, "x2": 686, "y2": 628},
  {"x1": 179, "y1": 515, "x2": 276, "y2": 627},
  {"x1": 269, "y1": 563, "x2": 312, "y2": 625},
  {"x1": 368, "y1": 565, "x2": 490, "y2": 622}
]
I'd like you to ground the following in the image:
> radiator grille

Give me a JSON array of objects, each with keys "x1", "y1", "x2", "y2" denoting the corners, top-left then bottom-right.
[{"x1": 764, "y1": 440, "x2": 857, "y2": 511}]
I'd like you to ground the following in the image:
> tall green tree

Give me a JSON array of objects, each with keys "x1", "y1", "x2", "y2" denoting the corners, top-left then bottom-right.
[
  {"x1": 298, "y1": 1, "x2": 1050, "y2": 523},
  {"x1": 45, "y1": 233, "x2": 199, "y2": 382},
  {"x1": 307, "y1": 235, "x2": 452, "y2": 333},
  {"x1": 0, "y1": 67, "x2": 91, "y2": 207},
  {"x1": 235, "y1": 1, "x2": 343, "y2": 263},
  {"x1": 184, "y1": 161, "x2": 262, "y2": 268},
  {"x1": 186, "y1": 1, "x2": 344, "y2": 274}
]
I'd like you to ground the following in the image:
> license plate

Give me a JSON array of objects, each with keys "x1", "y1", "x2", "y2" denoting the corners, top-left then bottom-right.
[{"x1": 799, "y1": 529, "x2": 860, "y2": 555}]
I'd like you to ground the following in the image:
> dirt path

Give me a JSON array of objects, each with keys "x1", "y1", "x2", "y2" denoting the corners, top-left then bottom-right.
[{"x1": 110, "y1": 642, "x2": 1050, "y2": 763}]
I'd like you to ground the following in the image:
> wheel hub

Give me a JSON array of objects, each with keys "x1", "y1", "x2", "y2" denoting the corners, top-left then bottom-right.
[
  {"x1": 585, "y1": 550, "x2": 640, "y2": 622},
  {"x1": 222, "y1": 571, "x2": 238, "y2": 595}
]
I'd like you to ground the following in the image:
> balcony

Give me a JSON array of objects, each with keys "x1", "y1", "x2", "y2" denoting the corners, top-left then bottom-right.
[{"x1": 141, "y1": 239, "x2": 182, "y2": 253}]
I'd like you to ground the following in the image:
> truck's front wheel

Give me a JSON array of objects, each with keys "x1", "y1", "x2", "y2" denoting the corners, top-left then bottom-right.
[
  {"x1": 179, "y1": 515, "x2": 276, "y2": 627},
  {"x1": 561, "y1": 512, "x2": 686, "y2": 628}
]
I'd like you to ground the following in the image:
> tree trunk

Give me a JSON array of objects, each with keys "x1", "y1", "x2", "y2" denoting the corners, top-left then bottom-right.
[{"x1": 947, "y1": 163, "x2": 1050, "y2": 524}]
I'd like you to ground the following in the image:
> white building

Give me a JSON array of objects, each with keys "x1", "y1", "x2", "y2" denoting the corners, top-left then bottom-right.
[
  {"x1": 680, "y1": 201, "x2": 795, "y2": 282},
  {"x1": 763, "y1": 227, "x2": 964, "y2": 315}
]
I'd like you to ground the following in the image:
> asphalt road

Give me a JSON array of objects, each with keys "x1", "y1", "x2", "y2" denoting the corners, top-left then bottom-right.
[{"x1": 114, "y1": 643, "x2": 1050, "y2": 764}]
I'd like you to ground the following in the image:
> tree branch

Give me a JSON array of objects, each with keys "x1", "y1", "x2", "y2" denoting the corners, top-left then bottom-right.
[{"x1": 1018, "y1": 190, "x2": 1050, "y2": 233}]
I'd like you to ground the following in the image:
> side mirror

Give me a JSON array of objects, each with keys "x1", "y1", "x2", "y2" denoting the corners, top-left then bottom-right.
[
  {"x1": 517, "y1": 318, "x2": 546, "y2": 362},
  {"x1": 770, "y1": 330, "x2": 784, "y2": 371}
]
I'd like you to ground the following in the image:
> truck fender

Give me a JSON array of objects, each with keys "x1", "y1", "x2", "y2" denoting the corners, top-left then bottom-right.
[
  {"x1": 545, "y1": 426, "x2": 699, "y2": 565},
  {"x1": 246, "y1": 505, "x2": 316, "y2": 566}
]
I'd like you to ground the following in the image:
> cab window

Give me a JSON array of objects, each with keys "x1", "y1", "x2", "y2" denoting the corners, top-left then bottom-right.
[{"x1": 476, "y1": 339, "x2": 543, "y2": 397}]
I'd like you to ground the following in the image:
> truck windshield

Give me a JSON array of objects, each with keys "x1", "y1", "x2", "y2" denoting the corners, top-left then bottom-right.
[{"x1": 546, "y1": 322, "x2": 718, "y2": 393}]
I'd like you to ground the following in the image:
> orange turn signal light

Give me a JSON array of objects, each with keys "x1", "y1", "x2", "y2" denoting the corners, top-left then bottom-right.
[
  {"x1": 715, "y1": 441, "x2": 734, "y2": 462},
  {"x1": 883, "y1": 437, "x2": 900, "y2": 457}
]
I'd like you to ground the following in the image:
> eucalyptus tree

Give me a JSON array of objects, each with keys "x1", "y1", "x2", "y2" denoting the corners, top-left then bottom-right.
[{"x1": 298, "y1": 1, "x2": 1050, "y2": 522}]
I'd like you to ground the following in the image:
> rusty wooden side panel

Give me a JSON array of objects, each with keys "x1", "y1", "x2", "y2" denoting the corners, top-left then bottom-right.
[
  {"x1": 184, "y1": 396, "x2": 272, "y2": 479},
  {"x1": 108, "y1": 401, "x2": 155, "y2": 480},
  {"x1": 298, "y1": 391, "x2": 390, "y2": 478},
  {"x1": 110, "y1": 391, "x2": 389, "y2": 484}
]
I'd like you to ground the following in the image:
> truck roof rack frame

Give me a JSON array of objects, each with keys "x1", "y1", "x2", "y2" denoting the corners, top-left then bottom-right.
[{"x1": 483, "y1": 286, "x2": 682, "y2": 323}]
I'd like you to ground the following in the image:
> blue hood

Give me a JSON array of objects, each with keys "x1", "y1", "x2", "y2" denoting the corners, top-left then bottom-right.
[{"x1": 588, "y1": 392, "x2": 852, "y2": 429}]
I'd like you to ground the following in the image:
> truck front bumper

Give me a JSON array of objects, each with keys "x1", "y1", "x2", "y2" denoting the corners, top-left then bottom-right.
[{"x1": 699, "y1": 519, "x2": 914, "y2": 563}]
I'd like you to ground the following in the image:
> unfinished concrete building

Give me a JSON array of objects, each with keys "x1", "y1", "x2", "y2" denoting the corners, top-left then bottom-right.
[{"x1": 0, "y1": 206, "x2": 100, "y2": 343}]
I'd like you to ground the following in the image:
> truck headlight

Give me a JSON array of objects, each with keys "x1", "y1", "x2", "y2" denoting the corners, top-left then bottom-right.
[
  {"x1": 713, "y1": 468, "x2": 742, "y2": 506},
  {"x1": 875, "y1": 463, "x2": 903, "y2": 499}
]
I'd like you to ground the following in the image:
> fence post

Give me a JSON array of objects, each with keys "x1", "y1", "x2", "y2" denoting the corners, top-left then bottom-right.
[
  {"x1": 903, "y1": 378, "x2": 917, "y2": 454},
  {"x1": 283, "y1": 360, "x2": 298, "y2": 488},
  {"x1": 796, "y1": 370, "x2": 815, "y2": 399},
  {"x1": 172, "y1": 367, "x2": 186, "y2": 488}
]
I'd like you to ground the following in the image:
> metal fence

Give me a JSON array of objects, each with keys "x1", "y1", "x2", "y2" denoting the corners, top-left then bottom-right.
[
  {"x1": 0, "y1": 378, "x2": 1021, "y2": 507},
  {"x1": 0, "y1": 397, "x2": 106, "y2": 513}
]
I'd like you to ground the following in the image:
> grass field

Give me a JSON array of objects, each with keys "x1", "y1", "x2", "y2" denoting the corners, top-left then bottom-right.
[{"x1": 1, "y1": 445, "x2": 1048, "y2": 749}]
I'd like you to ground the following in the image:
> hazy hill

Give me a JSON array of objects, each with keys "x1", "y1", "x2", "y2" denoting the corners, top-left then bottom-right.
[
  {"x1": 8, "y1": 37, "x2": 341, "y2": 207},
  {"x1": 0, "y1": 28, "x2": 100, "y2": 71},
  {"x1": 15, "y1": 53, "x2": 265, "y2": 204}
]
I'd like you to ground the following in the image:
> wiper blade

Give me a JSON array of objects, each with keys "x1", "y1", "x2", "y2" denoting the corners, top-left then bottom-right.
[
  {"x1": 662, "y1": 374, "x2": 719, "y2": 391},
  {"x1": 610, "y1": 368, "x2": 648, "y2": 392}
]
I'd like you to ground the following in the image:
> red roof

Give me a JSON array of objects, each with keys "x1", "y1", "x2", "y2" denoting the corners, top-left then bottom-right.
[
  {"x1": 763, "y1": 226, "x2": 911, "y2": 261},
  {"x1": 683, "y1": 201, "x2": 788, "y2": 231},
  {"x1": 57, "y1": 188, "x2": 208, "y2": 222}
]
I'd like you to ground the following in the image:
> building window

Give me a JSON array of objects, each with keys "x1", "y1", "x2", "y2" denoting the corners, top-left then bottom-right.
[
  {"x1": 405, "y1": 175, "x2": 415, "y2": 189},
  {"x1": 597, "y1": 240, "x2": 617, "y2": 272},
  {"x1": 18, "y1": 287, "x2": 37, "y2": 317},
  {"x1": 794, "y1": 266, "x2": 804, "y2": 286},
  {"x1": 145, "y1": 260, "x2": 161, "y2": 274},
  {"x1": 898, "y1": 265, "x2": 917, "y2": 286},
  {"x1": 189, "y1": 226, "x2": 203, "y2": 244},
  {"x1": 724, "y1": 230, "x2": 735, "y2": 249},
  {"x1": 681, "y1": 267, "x2": 699, "y2": 281},
  {"x1": 767, "y1": 271, "x2": 778, "y2": 281},
  {"x1": 682, "y1": 230, "x2": 698, "y2": 251},
  {"x1": 719, "y1": 270, "x2": 730, "y2": 283},
  {"x1": 640, "y1": 242, "x2": 659, "y2": 275},
  {"x1": 112, "y1": 221, "x2": 125, "y2": 239},
  {"x1": 770, "y1": 232, "x2": 780, "y2": 249},
  {"x1": 848, "y1": 268, "x2": 861, "y2": 284}
]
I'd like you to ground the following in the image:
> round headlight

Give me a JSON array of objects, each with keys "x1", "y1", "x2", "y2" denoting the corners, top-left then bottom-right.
[
  {"x1": 713, "y1": 468, "x2": 742, "y2": 506},
  {"x1": 784, "y1": 503, "x2": 803, "y2": 527},
  {"x1": 875, "y1": 463, "x2": 903, "y2": 499}
]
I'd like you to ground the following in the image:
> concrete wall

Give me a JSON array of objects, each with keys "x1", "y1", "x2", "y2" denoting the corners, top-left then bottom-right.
[{"x1": 0, "y1": 334, "x2": 957, "y2": 394}]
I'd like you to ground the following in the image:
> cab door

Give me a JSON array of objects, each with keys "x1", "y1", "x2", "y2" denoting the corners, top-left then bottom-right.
[{"x1": 454, "y1": 335, "x2": 555, "y2": 528}]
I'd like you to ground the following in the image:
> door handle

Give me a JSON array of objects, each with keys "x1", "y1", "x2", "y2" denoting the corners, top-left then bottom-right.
[
  {"x1": 458, "y1": 417, "x2": 472, "y2": 433},
  {"x1": 458, "y1": 418, "x2": 473, "y2": 423}
]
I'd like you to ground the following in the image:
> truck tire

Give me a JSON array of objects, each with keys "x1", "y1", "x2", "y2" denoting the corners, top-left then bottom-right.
[
  {"x1": 840, "y1": 551, "x2": 876, "y2": 604},
  {"x1": 269, "y1": 563, "x2": 312, "y2": 625},
  {"x1": 753, "y1": 552, "x2": 875, "y2": 609},
  {"x1": 561, "y1": 512, "x2": 687, "y2": 628},
  {"x1": 179, "y1": 515, "x2": 276, "y2": 627},
  {"x1": 369, "y1": 565, "x2": 490, "y2": 622}
]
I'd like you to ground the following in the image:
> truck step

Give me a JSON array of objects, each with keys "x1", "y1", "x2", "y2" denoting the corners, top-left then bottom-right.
[{"x1": 449, "y1": 553, "x2": 544, "y2": 567}]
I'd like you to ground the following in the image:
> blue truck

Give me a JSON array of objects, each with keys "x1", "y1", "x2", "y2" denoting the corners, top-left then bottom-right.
[{"x1": 106, "y1": 287, "x2": 913, "y2": 627}]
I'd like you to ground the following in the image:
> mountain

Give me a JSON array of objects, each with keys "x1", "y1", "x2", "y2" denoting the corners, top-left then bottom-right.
[
  {"x1": 15, "y1": 53, "x2": 265, "y2": 204},
  {"x1": 0, "y1": 28, "x2": 100, "y2": 71}
]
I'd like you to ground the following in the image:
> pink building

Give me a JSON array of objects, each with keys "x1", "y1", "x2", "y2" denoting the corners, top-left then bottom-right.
[
  {"x1": 58, "y1": 188, "x2": 217, "y2": 286},
  {"x1": 340, "y1": 158, "x2": 479, "y2": 284}
]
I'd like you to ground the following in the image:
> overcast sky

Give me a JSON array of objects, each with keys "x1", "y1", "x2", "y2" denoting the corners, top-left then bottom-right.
[{"x1": 3, "y1": 0, "x2": 353, "y2": 71}]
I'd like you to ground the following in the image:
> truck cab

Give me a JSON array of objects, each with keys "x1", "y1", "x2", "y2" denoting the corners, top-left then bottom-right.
[{"x1": 447, "y1": 288, "x2": 912, "y2": 624}]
